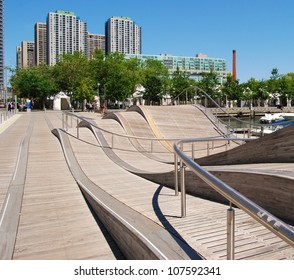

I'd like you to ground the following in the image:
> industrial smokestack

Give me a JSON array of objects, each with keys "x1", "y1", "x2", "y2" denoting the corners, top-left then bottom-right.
[{"x1": 232, "y1": 50, "x2": 237, "y2": 81}]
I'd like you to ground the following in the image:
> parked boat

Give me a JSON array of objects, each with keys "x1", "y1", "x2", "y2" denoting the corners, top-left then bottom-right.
[
  {"x1": 259, "y1": 113, "x2": 284, "y2": 124},
  {"x1": 259, "y1": 112, "x2": 294, "y2": 124}
]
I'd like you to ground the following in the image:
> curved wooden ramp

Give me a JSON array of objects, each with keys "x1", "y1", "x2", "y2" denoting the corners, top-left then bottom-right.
[
  {"x1": 52, "y1": 128, "x2": 202, "y2": 260},
  {"x1": 79, "y1": 113, "x2": 294, "y2": 225},
  {"x1": 197, "y1": 124, "x2": 294, "y2": 165},
  {"x1": 55, "y1": 121, "x2": 294, "y2": 260}
]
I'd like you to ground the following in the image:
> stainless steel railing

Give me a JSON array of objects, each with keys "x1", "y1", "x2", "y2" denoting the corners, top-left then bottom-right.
[
  {"x1": 61, "y1": 111, "x2": 294, "y2": 260},
  {"x1": 170, "y1": 85, "x2": 286, "y2": 138},
  {"x1": 61, "y1": 111, "x2": 241, "y2": 155},
  {"x1": 174, "y1": 137, "x2": 294, "y2": 259}
]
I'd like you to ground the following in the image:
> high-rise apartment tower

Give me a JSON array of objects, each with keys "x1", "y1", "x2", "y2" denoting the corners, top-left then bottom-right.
[
  {"x1": 35, "y1": 22, "x2": 47, "y2": 65},
  {"x1": 87, "y1": 32, "x2": 105, "y2": 59},
  {"x1": 47, "y1": 10, "x2": 87, "y2": 65},
  {"x1": 105, "y1": 16, "x2": 141, "y2": 54}
]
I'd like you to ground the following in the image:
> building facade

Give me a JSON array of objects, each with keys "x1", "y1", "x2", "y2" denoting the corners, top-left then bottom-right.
[
  {"x1": 35, "y1": 22, "x2": 47, "y2": 65},
  {"x1": 16, "y1": 41, "x2": 35, "y2": 68},
  {"x1": 47, "y1": 10, "x2": 87, "y2": 65},
  {"x1": 125, "y1": 53, "x2": 229, "y2": 82},
  {"x1": 0, "y1": 0, "x2": 4, "y2": 88},
  {"x1": 87, "y1": 32, "x2": 105, "y2": 59},
  {"x1": 105, "y1": 16, "x2": 141, "y2": 54}
]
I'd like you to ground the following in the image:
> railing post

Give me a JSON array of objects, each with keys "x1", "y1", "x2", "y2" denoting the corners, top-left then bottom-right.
[
  {"x1": 76, "y1": 119, "x2": 79, "y2": 139},
  {"x1": 62, "y1": 113, "x2": 64, "y2": 130},
  {"x1": 65, "y1": 114, "x2": 68, "y2": 131},
  {"x1": 191, "y1": 143, "x2": 194, "y2": 160},
  {"x1": 111, "y1": 134, "x2": 114, "y2": 148},
  {"x1": 227, "y1": 206, "x2": 235, "y2": 260},
  {"x1": 248, "y1": 128, "x2": 251, "y2": 138},
  {"x1": 180, "y1": 143, "x2": 186, "y2": 218},
  {"x1": 180, "y1": 160, "x2": 186, "y2": 218},
  {"x1": 174, "y1": 153, "x2": 179, "y2": 196},
  {"x1": 261, "y1": 126, "x2": 264, "y2": 137},
  {"x1": 207, "y1": 141, "x2": 210, "y2": 156},
  {"x1": 151, "y1": 139, "x2": 154, "y2": 153}
]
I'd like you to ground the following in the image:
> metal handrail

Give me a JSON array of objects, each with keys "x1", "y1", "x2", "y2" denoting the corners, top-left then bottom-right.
[
  {"x1": 62, "y1": 111, "x2": 243, "y2": 155},
  {"x1": 174, "y1": 137, "x2": 294, "y2": 259},
  {"x1": 61, "y1": 111, "x2": 294, "y2": 259},
  {"x1": 170, "y1": 85, "x2": 288, "y2": 137}
]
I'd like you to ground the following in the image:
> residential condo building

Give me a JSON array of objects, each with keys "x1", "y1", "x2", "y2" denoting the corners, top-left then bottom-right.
[
  {"x1": 125, "y1": 53, "x2": 229, "y2": 82},
  {"x1": 47, "y1": 10, "x2": 87, "y2": 65},
  {"x1": 35, "y1": 22, "x2": 47, "y2": 65},
  {"x1": 105, "y1": 16, "x2": 141, "y2": 54},
  {"x1": 16, "y1": 41, "x2": 35, "y2": 68},
  {"x1": 87, "y1": 32, "x2": 105, "y2": 59}
]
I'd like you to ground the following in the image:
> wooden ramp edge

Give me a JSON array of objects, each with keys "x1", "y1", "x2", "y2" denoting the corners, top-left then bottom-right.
[{"x1": 52, "y1": 128, "x2": 203, "y2": 260}]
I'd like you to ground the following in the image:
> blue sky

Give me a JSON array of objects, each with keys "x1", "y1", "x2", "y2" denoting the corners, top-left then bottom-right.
[{"x1": 5, "y1": 0, "x2": 294, "y2": 82}]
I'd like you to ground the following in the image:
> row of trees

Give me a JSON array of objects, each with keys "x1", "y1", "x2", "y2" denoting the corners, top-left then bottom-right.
[
  {"x1": 10, "y1": 50, "x2": 294, "y2": 109},
  {"x1": 10, "y1": 50, "x2": 169, "y2": 109}
]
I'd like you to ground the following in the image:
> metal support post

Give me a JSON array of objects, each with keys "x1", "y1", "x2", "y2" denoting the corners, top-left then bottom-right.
[
  {"x1": 227, "y1": 205, "x2": 235, "y2": 260},
  {"x1": 174, "y1": 153, "x2": 179, "y2": 196},
  {"x1": 62, "y1": 113, "x2": 64, "y2": 130},
  {"x1": 76, "y1": 119, "x2": 79, "y2": 139},
  {"x1": 65, "y1": 114, "x2": 68, "y2": 131},
  {"x1": 191, "y1": 143, "x2": 195, "y2": 160},
  {"x1": 180, "y1": 159, "x2": 186, "y2": 218}
]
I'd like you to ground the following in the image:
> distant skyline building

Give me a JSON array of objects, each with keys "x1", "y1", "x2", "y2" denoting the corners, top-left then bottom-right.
[
  {"x1": 13, "y1": 11, "x2": 229, "y2": 84},
  {"x1": 87, "y1": 32, "x2": 105, "y2": 59},
  {"x1": 0, "y1": 0, "x2": 4, "y2": 88},
  {"x1": 125, "y1": 53, "x2": 229, "y2": 82},
  {"x1": 105, "y1": 16, "x2": 141, "y2": 54},
  {"x1": 35, "y1": 22, "x2": 47, "y2": 65},
  {"x1": 47, "y1": 10, "x2": 87, "y2": 65},
  {"x1": 16, "y1": 41, "x2": 35, "y2": 68}
]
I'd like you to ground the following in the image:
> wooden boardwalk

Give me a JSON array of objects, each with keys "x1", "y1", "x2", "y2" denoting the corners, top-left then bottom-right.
[
  {"x1": 0, "y1": 109, "x2": 293, "y2": 260},
  {"x1": 0, "y1": 111, "x2": 123, "y2": 260},
  {"x1": 68, "y1": 112, "x2": 293, "y2": 260}
]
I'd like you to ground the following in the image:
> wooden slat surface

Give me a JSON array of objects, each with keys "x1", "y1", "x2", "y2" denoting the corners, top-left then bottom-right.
[
  {"x1": 0, "y1": 112, "x2": 122, "y2": 260},
  {"x1": 67, "y1": 114, "x2": 294, "y2": 260},
  {"x1": 0, "y1": 109, "x2": 293, "y2": 260}
]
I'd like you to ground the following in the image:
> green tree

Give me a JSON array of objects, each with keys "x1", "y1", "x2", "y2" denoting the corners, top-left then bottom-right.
[
  {"x1": 266, "y1": 68, "x2": 281, "y2": 95},
  {"x1": 53, "y1": 51, "x2": 93, "y2": 107},
  {"x1": 89, "y1": 50, "x2": 143, "y2": 105},
  {"x1": 222, "y1": 74, "x2": 241, "y2": 106},
  {"x1": 141, "y1": 59, "x2": 169, "y2": 105},
  {"x1": 198, "y1": 70, "x2": 220, "y2": 98},
  {"x1": 279, "y1": 73, "x2": 294, "y2": 106},
  {"x1": 10, "y1": 64, "x2": 58, "y2": 109},
  {"x1": 170, "y1": 67, "x2": 191, "y2": 100}
]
